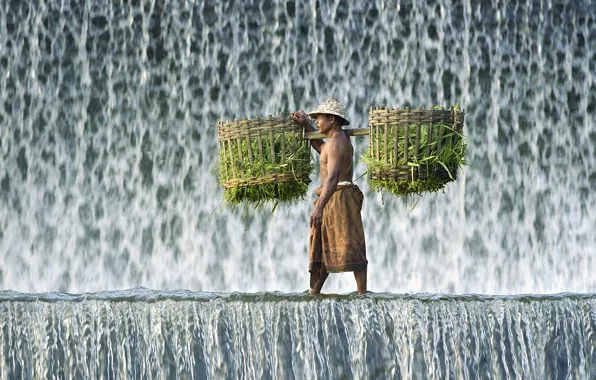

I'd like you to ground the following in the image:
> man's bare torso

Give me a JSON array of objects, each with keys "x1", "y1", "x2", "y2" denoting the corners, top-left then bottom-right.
[{"x1": 319, "y1": 132, "x2": 354, "y2": 185}]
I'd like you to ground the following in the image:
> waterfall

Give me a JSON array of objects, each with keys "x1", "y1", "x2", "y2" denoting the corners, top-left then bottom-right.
[
  {"x1": 0, "y1": 0, "x2": 594, "y2": 295},
  {"x1": 1, "y1": 290, "x2": 596, "y2": 379}
]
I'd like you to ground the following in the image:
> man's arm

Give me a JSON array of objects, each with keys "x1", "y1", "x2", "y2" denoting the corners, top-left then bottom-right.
[
  {"x1": 304, "y1": 119, "x2": 324, "y2": 154},
  {"x1": 310, "y1": 141, "x2": 344, "y2": 228},
  {"x1": 292, "y1": 110, "x2": 324, "y2": 154}
]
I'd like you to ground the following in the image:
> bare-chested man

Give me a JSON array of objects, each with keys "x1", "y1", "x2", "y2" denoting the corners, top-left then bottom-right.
[{"x1": 292, "y1": 99, "x2": 367, "y2": 295}]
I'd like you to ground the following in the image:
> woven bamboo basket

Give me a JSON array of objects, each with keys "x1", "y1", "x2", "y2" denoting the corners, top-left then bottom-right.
[
  {"x1": 216, "y1": 114, "x2": 311, "y2": 202},
  {"x1": 366, "y1": 106, "x2": 466, "y2": 195}
]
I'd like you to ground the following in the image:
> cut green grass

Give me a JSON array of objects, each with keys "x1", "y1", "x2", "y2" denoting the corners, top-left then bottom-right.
[
  {"x1": 363, "y1": 111, "x2": 468, "y2": 198},
  {"x1": 215, "y1": 132, "x2": 314, "y2": 209}
]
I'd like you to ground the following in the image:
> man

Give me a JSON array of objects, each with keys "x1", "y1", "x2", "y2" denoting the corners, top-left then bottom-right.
[{"x1": 292, "y1": 99, "x2": 367, "y2": 295}]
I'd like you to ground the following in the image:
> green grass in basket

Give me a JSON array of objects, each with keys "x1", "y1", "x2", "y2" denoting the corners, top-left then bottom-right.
[
  {"x1": 215, "y1": 132, "x2": 314, "y2": 208},
  {"x1": 362, "y1": 119, "x2": 468, "y2": 198}
]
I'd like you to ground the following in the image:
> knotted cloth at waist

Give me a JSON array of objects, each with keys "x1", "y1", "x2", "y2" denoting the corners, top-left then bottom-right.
[{"x1": 315, "y1": 181, "x2": 354, "y2": 196}]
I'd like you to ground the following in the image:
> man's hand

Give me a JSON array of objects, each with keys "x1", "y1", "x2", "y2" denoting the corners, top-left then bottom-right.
[
  {"x1": 291, "y1": 110, "x2": 310, "y2": 127},
  {"x1": 310, "y1": 205, "x2": 323, "y2": 228}
]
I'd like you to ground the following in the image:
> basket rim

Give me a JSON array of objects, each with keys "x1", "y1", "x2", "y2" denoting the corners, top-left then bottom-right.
[
  {"x1": 217, "y1": 114, "x2": 304, "y2": 140},
  {"x1": 223, "y1": 172, "x2": 311, "y2": 189},
  {"x1": 369, "y1": 164, "x2": 458, "y2": 181}
]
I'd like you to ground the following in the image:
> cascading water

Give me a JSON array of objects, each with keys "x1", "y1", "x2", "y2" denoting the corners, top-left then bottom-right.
[
  {"x1": 0, "y1": 0, "x2": 595, "y2": 294},
  {"x1": 2, "y1": 291, "x2": 596, "y2": 379},
  {"x1": 0, "y1": 0, "x2": 595, "y2": 378}
]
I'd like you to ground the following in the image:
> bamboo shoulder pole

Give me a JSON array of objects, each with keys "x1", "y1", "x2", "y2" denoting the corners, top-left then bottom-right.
[{"x1": 304, "y1": 127, "x2": 369, "y2": 140}]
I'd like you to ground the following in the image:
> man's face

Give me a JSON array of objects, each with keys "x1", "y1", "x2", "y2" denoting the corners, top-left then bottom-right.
[{"x1": 313, "y1": 114, "x2": 334, "y2": 133}]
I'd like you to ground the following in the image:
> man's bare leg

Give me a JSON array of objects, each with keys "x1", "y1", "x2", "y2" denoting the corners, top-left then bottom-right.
[
  {"x1": 354, "y1": 269, "x2": 367, "y2": 294},
  {"x1": 309, "y1": 268, "x2": 329, "y2": 294}
]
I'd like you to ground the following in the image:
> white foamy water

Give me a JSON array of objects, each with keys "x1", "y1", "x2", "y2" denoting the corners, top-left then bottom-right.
[
  {"x1": 0, "y1": 0, "x2": 594, "y2": 294},
  {"x1": 2, "y1": 290, "x2": 596, "y2": 379}
]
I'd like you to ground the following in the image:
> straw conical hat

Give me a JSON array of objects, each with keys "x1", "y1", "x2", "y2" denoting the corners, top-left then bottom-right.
[{"x1": 308, "y1": 99, "x2": 350, "y2": 126}]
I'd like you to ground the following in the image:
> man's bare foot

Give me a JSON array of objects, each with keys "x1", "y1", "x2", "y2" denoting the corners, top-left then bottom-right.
[
  {"x1": 309, "y1": 288, "x2": 321, "y2": 295},
  {"x1": 354, "y1": 269, "x2": 367, "y2": 294},
  {"x1": 310, "y1": 269, "x2": 328, "y2": 295}
]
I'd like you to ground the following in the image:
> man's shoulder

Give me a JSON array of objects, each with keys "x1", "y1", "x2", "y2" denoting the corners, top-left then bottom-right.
[
  {"x1": 324, "y1": 137, "x2": 350, "y2": 152},
  {"x1": 329, "y1": 132, "x2": 352, "y2": 145},
  {"x1": 336, "y1": 134, "x2": 353, "y2": 151}
]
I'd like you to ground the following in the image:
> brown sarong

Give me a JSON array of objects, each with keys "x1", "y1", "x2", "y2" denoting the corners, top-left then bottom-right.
[{"x1": 309, "y1": 184, "x2": 367, "y2": 273}]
